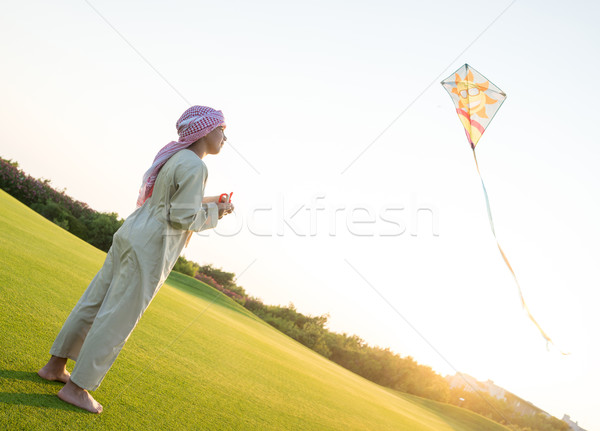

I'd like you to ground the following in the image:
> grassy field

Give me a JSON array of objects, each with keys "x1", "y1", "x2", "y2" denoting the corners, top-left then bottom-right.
[{"x1": 0, "y1": 189, "x2": 510, "y2": 430}]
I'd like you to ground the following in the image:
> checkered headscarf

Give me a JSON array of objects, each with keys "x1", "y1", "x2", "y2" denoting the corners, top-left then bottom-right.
[{"x1": 136, "y1": 105, "x2": 226, "y2": 208}]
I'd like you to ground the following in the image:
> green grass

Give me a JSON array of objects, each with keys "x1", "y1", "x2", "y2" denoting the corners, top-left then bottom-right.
[{"x1": 0, "y1": 189, "x2": 510, "y2": 430}]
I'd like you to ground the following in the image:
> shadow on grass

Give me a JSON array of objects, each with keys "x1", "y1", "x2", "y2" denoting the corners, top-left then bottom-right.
[
  {"x1": 0, "y1": 392, "x2": 88, "y2": 412},
  {"x1": 0, "y1": 369, "x2": 61, "y2": 385},
  {"x1": 165, "y1": 272, "x2": 263, "y2": 323},
  {"x1": 0, "y1": 369, "x2": 87, "y2": 413}
]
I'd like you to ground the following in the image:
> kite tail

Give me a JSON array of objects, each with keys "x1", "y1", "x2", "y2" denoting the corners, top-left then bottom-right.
[{"x1": 472, "y1": 150, "x2": 569, "y2": 355}]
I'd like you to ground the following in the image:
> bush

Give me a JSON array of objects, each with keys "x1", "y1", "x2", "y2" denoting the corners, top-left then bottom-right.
[
  {"x1": 197, "y1": 264, "x2": 247, "y2": 296},
  {"x1": 83, "y1": 212, "x2": 124, "y2": 251},
  {"x1": 31, "y1": 200, "x2": 71, "y2": 229},
  {"x1": 173, "y1": 256, "x2": 199, "y2": 277}
]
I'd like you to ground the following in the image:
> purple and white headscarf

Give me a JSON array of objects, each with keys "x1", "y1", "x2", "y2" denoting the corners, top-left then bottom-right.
[{"x1": 136, "y1": 105, "x2": 226, "y2": 208}]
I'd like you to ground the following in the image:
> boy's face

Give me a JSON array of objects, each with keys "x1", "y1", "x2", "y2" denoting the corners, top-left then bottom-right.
[{"x1": 206, "y1": 126, "x2": 227, "y2": 154}]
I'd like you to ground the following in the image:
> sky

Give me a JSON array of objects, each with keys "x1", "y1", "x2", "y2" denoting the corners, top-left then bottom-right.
[{"x1": 1, "y1": 0, "x2": 599, "y2": 428}]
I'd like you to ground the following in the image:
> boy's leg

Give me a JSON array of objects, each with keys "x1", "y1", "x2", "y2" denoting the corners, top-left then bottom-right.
[
  {"x1": 49, "y1": 247, "x2": 116, "y2": 360},
  {"x1": 68, "y1": 252, "x2": 151, "y2": 392},
  {"x1": 37, "y1": 355, "x2": 69, "y2": 383}
]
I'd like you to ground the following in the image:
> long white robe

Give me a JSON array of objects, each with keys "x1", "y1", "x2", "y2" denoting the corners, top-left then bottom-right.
[{"x1": 50, "y1": 149, "x2": 219, "y2": 390}]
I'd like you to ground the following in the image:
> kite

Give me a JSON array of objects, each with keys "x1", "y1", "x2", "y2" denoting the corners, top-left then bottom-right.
[{"x1": 441, "y1": 64, "x2": 567, "y2": 354}]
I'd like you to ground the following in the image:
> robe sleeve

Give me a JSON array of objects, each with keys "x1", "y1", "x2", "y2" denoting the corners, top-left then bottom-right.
[{"x1": 168, "y1": 160, "x2": 219, "y2": 232}]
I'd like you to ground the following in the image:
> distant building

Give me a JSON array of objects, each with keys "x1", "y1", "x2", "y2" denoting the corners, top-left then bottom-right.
[
  {"x1": 562, "y1": 414, "x2": 588, "y2": 431},
  {"x1": 445, "y1": 373, "x2": 551, "y2": 417},
  {"x1": 446, "y1": 373, "x2": 507, "y2": 400},
  {"x1": 446, "y1": 373, "x2": 590, "y2": 430}
]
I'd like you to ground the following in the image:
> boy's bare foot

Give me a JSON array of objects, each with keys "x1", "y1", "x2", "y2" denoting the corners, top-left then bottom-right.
[
  {"x1": 57, "y1": 379, "x2": 103, "y2": 413},
  {"x1": 38, "y1": 356, "x2": 71, "y2": 384}
]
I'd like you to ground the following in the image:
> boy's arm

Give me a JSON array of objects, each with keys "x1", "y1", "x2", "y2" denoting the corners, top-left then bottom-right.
[
  {"x1": 202, "y1": 196, "x2": 222, "y2": 204},
  {"x1": 169, "y1": 164, "x2": 218, "y2": 232}
]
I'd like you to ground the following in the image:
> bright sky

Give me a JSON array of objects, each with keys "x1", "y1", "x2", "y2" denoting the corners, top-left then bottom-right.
[{"x1": 2, "y1": 0, "x2": 599, "y2": 428}]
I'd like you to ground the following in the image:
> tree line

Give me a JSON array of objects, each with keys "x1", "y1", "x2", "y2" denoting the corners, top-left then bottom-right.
[{"x1": 0, "y1": 157, "x2": 123, "y2": 252}]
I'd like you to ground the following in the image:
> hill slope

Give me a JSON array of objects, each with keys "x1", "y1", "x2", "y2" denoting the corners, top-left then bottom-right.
[{"x1": 0, "y1": 189, "x2": 509, "y2": 430}]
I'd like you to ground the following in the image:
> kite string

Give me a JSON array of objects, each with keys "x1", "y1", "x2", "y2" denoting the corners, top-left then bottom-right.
[{"x1": 471, "y1": 150, "x2": 569, "y2": 355}]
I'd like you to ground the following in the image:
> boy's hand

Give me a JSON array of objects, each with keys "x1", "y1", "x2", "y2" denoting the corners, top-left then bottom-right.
[{"x1": 217, "y1": 202, "x2": 234, "y2": 219}]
